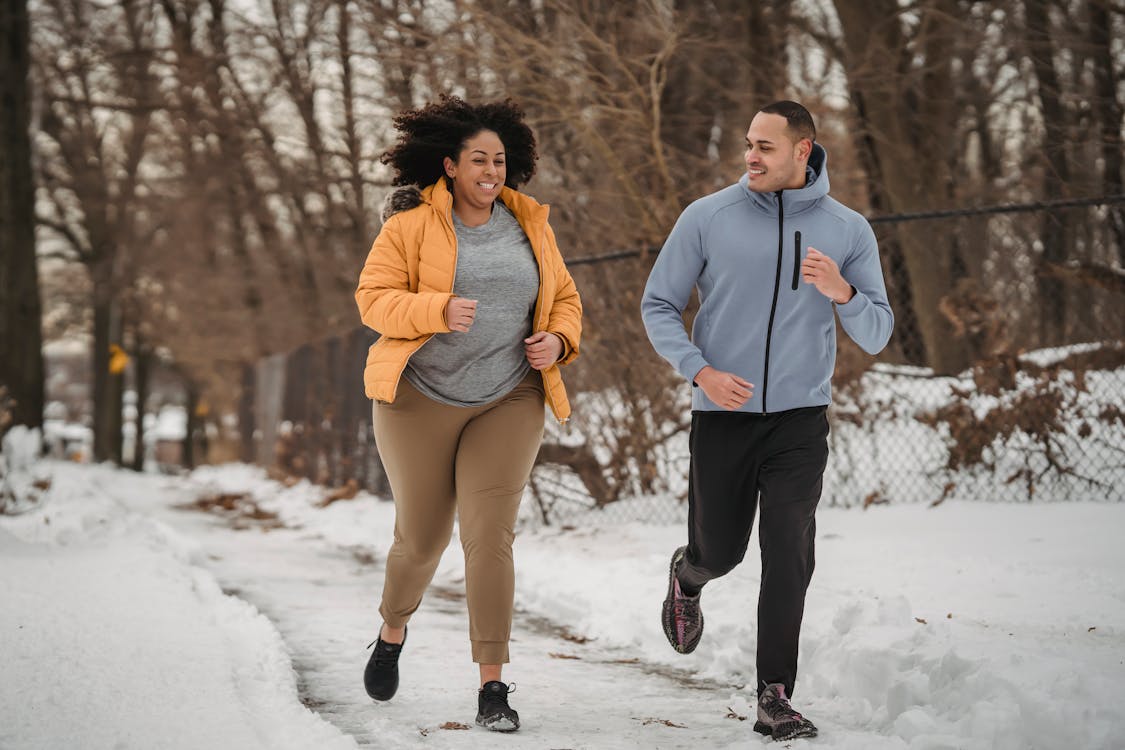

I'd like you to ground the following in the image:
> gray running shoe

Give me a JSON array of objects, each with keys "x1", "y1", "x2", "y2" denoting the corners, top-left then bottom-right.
[
  {"x1": 661, "y1": 546, "x2": 703, "y2": 654},
  {"x1": 754, "y1": 683, "x2": 818, "y2": 741}
]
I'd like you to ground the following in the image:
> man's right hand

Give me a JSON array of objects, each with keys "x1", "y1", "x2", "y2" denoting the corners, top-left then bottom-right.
[
  {"x1": 694, "y1": 366, "x2": 754, "y2": 411},
  {"x1": 445, "y1": 297, "x2": 478, "y2": 332}
]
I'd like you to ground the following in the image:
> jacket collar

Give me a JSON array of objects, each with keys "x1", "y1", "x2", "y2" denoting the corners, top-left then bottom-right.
[
  {"x1": 415, "y1": 178, "x2": 549, "y2": 233},
  {"x1": 740, "y1": 142, "x2": 830, "y2": 216}
]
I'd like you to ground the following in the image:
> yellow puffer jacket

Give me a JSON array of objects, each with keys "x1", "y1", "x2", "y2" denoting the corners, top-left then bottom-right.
[{"x1": 355, "y1": 179, "x2": 582, "y2": 421}]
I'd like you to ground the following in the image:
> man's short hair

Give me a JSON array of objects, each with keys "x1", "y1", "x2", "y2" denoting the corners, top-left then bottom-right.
[{"x1": 759, "y1": 101, "x2": 816, "y2": 144}]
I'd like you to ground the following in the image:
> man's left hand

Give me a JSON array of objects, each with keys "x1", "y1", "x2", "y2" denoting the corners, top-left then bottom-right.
[{"x1": 801, "y1": 247, "x2": 854, "y2": 304}]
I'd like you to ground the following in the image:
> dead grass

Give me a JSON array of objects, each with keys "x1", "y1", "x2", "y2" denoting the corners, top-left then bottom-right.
[{"x1": 178, "y1": 491, "x2": 285, "y2": 531}]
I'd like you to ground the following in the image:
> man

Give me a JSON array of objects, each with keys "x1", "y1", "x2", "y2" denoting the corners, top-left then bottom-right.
[{"x1": 640, "y1": 101, "x2": 893, "y2": 741}]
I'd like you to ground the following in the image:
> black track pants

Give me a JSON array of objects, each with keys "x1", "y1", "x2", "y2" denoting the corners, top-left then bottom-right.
[{"x1": 676, "y1": 406, "x2": 829, "y2": 698}]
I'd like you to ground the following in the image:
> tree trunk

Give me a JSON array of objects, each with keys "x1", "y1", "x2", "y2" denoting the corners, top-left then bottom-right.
[
  {"x1": 0, "y1": 0, "x2": 44, "y2": 432},
  {"x1": 834, "y1": 0, "x2": 972, "y2": 373},
  {"x1": 92, "y1": 282, "x2": 124, "y2": 464},
  {"x1": 1089, "y1": 0, "x2": 1124, "y2": 266},
  {"x1": 183, "y1": 383, "x2": 199, "y2": 470},
  {"x1": 658, "y1": 0, "x2": 793, "y2": 200},
  {"x1": 238, "y1": 362, "x2": 256, "y2": 463},
  {"x1": 131, "y1": 344, "x2": 150, "y2": 472},
  {"x1": 1024, "y1": 0, "x2": 1072, "y2": 344}
]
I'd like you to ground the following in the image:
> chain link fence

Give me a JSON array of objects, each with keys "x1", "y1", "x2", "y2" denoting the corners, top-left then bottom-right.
[
  {"x1": 245, "y1": 196, "x2": 1125, "y2": 526},
  {"x1": 832, "y1": 196, "x2": 1124, "y2": 509}
]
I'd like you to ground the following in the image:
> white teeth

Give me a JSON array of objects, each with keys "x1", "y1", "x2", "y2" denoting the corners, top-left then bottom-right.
[
  {"x1": 749, "y1": 169, "x2": 765, "y2": 174},
  {"x1": 478, "y1": 182, "x2": 496, "y2": 189}
]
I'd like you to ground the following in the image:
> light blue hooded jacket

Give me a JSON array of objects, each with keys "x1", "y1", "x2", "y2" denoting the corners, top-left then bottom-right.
[{"x1": 641, "y1": 144, "x2": 894, "y2": 413}]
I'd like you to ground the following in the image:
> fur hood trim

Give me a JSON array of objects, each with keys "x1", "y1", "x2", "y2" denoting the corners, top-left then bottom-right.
[{"x1": 381, "y1": 185, "x2": 424, "y2": 222}]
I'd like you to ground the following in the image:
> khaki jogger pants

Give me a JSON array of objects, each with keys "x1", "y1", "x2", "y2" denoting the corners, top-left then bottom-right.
[{"x1": 373, "y1": 370, "x2": 545, "y2": 664}]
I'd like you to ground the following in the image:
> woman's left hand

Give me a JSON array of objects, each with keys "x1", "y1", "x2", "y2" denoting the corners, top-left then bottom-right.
[{"x1": 524, "y1": 331, "x2": 564, "y2": 370}]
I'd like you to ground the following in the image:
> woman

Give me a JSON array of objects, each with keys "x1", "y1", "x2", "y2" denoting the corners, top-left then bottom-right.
[{"x1": 355, "y1": 96, "x2": 582, "y2": 732}]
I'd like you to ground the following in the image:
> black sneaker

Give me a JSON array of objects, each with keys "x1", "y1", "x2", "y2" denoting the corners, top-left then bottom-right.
[
  {"x1": 363, "y1": 626, "x2": 406, "y2": 701},
  {"x1": 476, "y1": 680, "x2": 520, "y2": 732},
  {"x1": 753, "y1": 683, "x2": 818, "y2": 741},
  {"x1": 661, "y1": 546, "x2": 703, "y2": 654}
]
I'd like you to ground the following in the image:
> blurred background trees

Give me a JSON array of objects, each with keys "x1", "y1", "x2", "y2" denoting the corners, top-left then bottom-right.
[{"x1": 8, "y1": 0, "x2": 1123, "y2": 501}]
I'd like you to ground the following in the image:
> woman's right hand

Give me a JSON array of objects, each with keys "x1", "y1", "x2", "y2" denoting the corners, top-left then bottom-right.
[{"x1": 445, "y1": 297, "x2": 478, "y2": 332}]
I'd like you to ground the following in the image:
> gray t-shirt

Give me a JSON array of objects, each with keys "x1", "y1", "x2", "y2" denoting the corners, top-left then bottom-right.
[{"x1": 404, "y1": 201, "x2": 539, "y2": 406}]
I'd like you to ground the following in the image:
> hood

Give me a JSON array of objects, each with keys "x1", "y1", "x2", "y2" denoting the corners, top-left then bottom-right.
[
  {"x1": 740, "y1": 142, "x2": 830, "y2": 216},
  {"x1": 381, "y1": 184, "x2": 425, "y2": 222}
]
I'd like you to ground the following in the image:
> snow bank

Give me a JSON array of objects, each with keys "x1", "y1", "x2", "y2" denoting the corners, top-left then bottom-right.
[
  {"x1": 1, "y1": 425, "x2": 42, "y2": 472},
  {"x1": 0, "y1": 465, "x2": 356, "y2": 750},
  {"x1": 1, "y1": 426, "x2": 49, "y2": 512},
  {"x1": 514, "y1": 502, "x2": 1125, "y2": 749},
  {"x1": 188, "y1": 464, "x2": 397, "y2": 556}
]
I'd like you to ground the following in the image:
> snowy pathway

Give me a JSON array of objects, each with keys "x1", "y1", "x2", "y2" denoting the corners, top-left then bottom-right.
[
  {"x1": 125, "y1": 475, "x2": 755, "y2": 749},
  {"x1": 6, "y1": 462, "x2": 1124, "y2": 749}
]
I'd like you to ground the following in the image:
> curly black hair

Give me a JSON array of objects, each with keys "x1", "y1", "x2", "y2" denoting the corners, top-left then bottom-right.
[{"x1": 380, "y1": 96, "x2": 538, "y2": 188}]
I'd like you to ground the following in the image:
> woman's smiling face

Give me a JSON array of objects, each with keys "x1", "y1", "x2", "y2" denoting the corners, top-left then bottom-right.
[{"x1": 444, "y1": 129, "x2": 506, "y2": 215}]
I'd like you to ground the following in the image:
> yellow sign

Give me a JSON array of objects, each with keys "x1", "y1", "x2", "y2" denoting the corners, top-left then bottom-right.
[{"x1": 109, "y1": 344, "x2": 129, "y2": 375}]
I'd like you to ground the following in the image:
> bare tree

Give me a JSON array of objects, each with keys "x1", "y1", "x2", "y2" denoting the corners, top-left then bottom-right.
[
  {"x1": 1087, "y1": 0, "x2": 1124, "y2": 263},
  {"x1": 1024, "y1": 0, "x2": 1074, "y2": 343},
  {"x1": 435, "y1": 0, "x2": 782, "y2": 502},
  {"x1": 0, "y1": 0, "x2": 44, "y2": 437},
  {"x1": 32, "y1": 0, "x2": 162, "y2": 462},
  {"x1": 138, "y1": 0, "x2": 415, "y2": 460},
  {"x1": 26, "y1": 0, "x2": 1122, "y2": 493},
  {"x1": 829, "y1": 0, "x2": 981, "y2": 373},
  {"x1": 823, "y1": 0, "x2": 1123, "y2": 368}
]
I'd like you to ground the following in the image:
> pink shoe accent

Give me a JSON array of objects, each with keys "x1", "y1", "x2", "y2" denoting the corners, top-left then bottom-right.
[{"x1": 673, "y1": 578, "x2": 687, "y2": 644}]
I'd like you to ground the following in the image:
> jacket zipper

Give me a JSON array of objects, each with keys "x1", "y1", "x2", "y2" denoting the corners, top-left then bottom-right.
[
  {"x1": 535, "y1": 224, "x2": 548, "y2": 331},
  {"x1": 389, "y1": 202, "x2": 459, "y2": 401},
  {"x1": 535, "y1": 222, "x2": 568, "y2": 422},
  {"x1": 791, "y1": 230, "x2": 801, "y2": 291},
  {"x1": 761, "y1": 191, "x2": 785, "y2": 414}
]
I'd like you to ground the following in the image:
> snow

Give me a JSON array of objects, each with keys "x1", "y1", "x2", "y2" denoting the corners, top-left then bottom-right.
[
  {"x1": 1018, "y1": 341, "x2": 1113, "y2": 368},
  {"x1": 41, "y1": 419, "x2": 92, "y2": 462},
  {"x1": 42, "y1": 338, "x2": 88, "y2": 358},
  {"x1": 0, "y1": 465, "x2": 355, "y2": 750},
  {"x1": 1, "y1": 427, "x2": 49, "y2": 512},
  {"x1": 801, "y1": 347, "x2": 1125, "y2": 506},
  {"x1": 1, "y1": 426, "x2": 42, "y2": 474},
  {"x1": 2, "y1": 460, "x2": 1124, "y2": 749},
  {"x1": 514, "y1": 505, "x2": 1124, "y2": 749},
  {"x1": 152, "y1": 404, "x2": 188, "y2": 441}
]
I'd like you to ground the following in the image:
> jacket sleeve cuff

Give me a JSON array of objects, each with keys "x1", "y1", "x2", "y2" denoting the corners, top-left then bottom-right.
[
  {"x1": 678, "y1": 353, "x2": 710, "y2": 384},
  {"x1": 427, "y1": 293, "x2": 454, "y2": 333},
  {"x1": 550, "y1": 332, "x2": 570, "y2": 361},
  {"x1": 835, "y1": 288, "x2": 868, "y2": 318}
]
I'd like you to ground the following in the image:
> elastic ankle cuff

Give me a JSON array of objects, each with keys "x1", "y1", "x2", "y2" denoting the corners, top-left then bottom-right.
[
  {"x1": 472, "y1": 640, "x2": 509, "y2": 664},
  {"x1": 378, "y1": 604, "x2": 409, "y2": 630}
]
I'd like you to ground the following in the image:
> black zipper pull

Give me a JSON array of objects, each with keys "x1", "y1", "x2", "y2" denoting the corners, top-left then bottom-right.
[{"x1": 791, "y1": 230, "x2": 802, "y2": 290}]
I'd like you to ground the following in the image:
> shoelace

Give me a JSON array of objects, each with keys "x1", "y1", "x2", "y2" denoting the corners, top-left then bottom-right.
[
  {"x1": 481, "y1": 683, "x2": 517, "y2": 709},
  {"x1": 673, "y1": 594, "x2": 700, "y2": 623},
  {"x1": 762, "y1": 693, "x2": 803, "y2": 722},
  {"x1": 366, "y1": 639, "x2": 402, "y2": 667}
]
